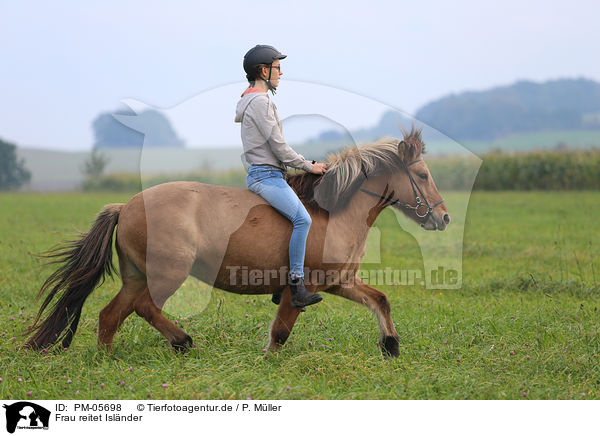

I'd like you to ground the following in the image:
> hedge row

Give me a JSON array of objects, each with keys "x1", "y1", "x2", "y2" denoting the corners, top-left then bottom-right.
[
  {"x1": 83, "y1": 149, "x2": 600, "y2": 192},
  {"x1": 428, "y1": 149, "x2": 600, "y2": 191},
  {"x1": 472, "y1": 149, "x2": 600, "y2": 190}
]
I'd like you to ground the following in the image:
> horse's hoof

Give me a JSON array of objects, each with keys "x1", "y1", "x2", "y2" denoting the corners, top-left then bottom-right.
[
  {"x1": 171, "y1": 335, "x2": 193, "y2": 353},
  {"x1": 271, "y1": 292, "x2": 282, "y2": 305},
  {"x1": 97, "y1": 342, "x2": 114, "y2": 354},
  {"x1": 380, "y1": 336, "x2": 400, "y2": 358}
]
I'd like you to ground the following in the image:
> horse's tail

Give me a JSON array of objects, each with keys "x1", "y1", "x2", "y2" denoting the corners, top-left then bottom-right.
[{"x1": 25, "y1": 203, "x2": 124, "y2": 350}]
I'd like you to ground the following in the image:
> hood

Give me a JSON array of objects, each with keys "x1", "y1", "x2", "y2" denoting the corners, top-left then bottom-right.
[{"x1": 235, "y1": 91, "x2": 266, "y2": 123}]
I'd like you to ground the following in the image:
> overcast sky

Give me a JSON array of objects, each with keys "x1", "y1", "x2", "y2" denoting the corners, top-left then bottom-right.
[{"x1": 1, "y1": 0, "x2": 598, "y2": 150}]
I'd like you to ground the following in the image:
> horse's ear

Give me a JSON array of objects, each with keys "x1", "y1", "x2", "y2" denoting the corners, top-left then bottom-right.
[
  {"x1": 398, "y1": 140, "x2": 414, "y2": 161},
  {"x1": 398, "y1": 139, "x2": 420, "y2": 162},
  {"x1": 397, "y1": 140, "x2": 407, "y2": 156}
]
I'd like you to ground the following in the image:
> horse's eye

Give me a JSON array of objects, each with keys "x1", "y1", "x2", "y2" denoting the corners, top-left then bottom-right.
[{"x1": 419, "y1": 173, "x2": 428, "y2": 181}]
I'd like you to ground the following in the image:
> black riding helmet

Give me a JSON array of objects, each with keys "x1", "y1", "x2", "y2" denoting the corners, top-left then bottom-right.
[{"x1": 243, "y1": 44, "x2": 286, "y2": 93}]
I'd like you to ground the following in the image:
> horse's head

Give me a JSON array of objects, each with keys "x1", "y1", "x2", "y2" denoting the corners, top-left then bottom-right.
[
  {"x1": 298, "y1": 127, "x2": 450, "y2": 231},
  {"x1": 384, "y1": 128, "x2": 450, "y2": 231}
]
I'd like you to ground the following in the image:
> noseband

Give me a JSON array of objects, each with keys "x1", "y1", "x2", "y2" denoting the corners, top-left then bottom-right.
[{"x1": 359, "y1": 157, "x2": 445, "y2": 219}]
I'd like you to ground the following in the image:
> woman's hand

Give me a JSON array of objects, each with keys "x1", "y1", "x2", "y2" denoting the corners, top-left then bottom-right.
[{"x1": 310, "y1": 162, "x2": 327, "y2": 175}]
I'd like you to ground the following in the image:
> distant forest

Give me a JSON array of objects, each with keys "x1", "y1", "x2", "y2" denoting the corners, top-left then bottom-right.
[
  {"x1": 309, "y1": 78, "x2": 600, "y2": 143},
  {"x1": 417, "y1": 78, "x2": 600, "y2": 140}
]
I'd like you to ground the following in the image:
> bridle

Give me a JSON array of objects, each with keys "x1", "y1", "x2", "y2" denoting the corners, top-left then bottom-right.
[{"x1": 359, "y1": 157, "x2": 444, "y2": 219}]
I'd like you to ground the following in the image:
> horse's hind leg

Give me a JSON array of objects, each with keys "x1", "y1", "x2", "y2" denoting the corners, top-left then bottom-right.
[
  {"x1": 98, "y1": 278, "x2": 146, "y2": 352},
  {"x1": 268, "y1": 287, "x2": 303, "y2": 351},
  {"x1": 133, "y1": 287, "x2": 193, "y2": 352},
  {"x1": 97, "y1": 239, "x2": 151, "y2": 352},
  {"x1": 131, "y1": 251, "x2": 195, "y2": 351},
  {"x1": 327, "y1": 278, "x2": 400, "y2": 357}
]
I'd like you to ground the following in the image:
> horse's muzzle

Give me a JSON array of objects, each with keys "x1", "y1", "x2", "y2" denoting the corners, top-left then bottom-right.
[{"x1": 421, "y1": 212, "x2": 450, "y2": 231}]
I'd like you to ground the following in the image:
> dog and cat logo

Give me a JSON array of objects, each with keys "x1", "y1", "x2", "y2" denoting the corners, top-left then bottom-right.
[{"x1": 3, "y1": 402, "x2": 50, "y2": 433}]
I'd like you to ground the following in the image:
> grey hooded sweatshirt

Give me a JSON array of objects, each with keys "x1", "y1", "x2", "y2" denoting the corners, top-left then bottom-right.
[{"x1": 235, "y1": 91, "x2": 313, "y2": 172}]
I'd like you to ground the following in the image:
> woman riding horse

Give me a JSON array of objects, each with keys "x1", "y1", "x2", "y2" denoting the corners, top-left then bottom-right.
[
  {"x1": 25, "y1": 49, "x2": 450, "y2": 356},
  {"x1": 235, "y1": 45, "x2": 328, "y2": 308}
]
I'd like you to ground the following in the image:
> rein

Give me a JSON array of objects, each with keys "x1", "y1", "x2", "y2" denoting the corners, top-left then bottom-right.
[{"x1": 359, "y1": 157, "x2": 444, "y2": 219}]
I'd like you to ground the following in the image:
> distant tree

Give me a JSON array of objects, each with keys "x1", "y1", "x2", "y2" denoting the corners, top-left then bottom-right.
[
  {"x1": 93, "y1": 109, "x2": 185, "y2": 149},
  {"x1": 81, "y1": 149, "x2": 110, "y2": 179},
  {"x1": 0, "y1": 138, "x2": 31, "y2": 190}
]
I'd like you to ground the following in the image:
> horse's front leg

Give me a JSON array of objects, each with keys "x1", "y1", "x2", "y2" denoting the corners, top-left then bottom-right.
[
  {"x1": 268, "y1": 286, "x2": 303, "y2": 351},
  {"x1": 327, "y1": 277, "x2": 400, "y2": 357}
]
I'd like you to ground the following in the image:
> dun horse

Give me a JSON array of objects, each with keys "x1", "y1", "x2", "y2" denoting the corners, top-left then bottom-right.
[{"x1": 26, "y1": 128, "x2": 449, "y2": 357}]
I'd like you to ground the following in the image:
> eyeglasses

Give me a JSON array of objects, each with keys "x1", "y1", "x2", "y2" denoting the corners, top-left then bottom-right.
[{"x1": 268, "y1": 65, "x2": 281, "y2": 72}]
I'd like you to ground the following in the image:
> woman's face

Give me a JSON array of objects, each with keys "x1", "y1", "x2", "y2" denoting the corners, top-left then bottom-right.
[{"x1": 260, "y1": 59, "x2": 282, "y2": 87}]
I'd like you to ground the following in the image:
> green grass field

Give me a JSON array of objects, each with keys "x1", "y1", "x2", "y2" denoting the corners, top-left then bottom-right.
[{"x1": 1, "y1": 191, "x2": 599, "y2": 399}]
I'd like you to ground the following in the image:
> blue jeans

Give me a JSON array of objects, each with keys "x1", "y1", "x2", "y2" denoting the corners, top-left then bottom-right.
[{"x1": 246, "y1": 164, "x2": 311, "y2": 278}]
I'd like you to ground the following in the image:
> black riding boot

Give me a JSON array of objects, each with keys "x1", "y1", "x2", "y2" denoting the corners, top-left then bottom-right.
[{"x1": 289, "y1": 276, "x2": 322, "y2": 308}]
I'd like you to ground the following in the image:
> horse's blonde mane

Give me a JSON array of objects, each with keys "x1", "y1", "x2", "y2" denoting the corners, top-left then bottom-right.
[{"x1": 287, "y1": 126, "x2": 425, "y2": 213}]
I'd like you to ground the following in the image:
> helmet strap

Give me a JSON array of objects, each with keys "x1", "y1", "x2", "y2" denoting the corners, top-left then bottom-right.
[{"x1": 264, "y1": 64, "x2": 277, "y2": 95}]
